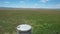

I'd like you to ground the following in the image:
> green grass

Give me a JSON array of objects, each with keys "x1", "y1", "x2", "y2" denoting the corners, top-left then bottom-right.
[{"x1": 0, "y1": 9, "x2": 60, "y2": 34}]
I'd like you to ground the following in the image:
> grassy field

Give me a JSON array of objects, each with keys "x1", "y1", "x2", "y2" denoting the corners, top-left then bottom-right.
[{"x1": 0, "y1": 9, "x2": 60, "y2": 34}]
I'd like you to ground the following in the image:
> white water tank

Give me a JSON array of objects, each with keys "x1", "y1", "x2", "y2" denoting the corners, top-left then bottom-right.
[{"x1": 17, "y1": 24, "x2": 32, "y2": 34}]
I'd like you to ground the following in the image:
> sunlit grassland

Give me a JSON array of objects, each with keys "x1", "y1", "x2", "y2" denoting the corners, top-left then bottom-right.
[{"x1": 0, "y1": 9, "x2": 60, "y2": 34}]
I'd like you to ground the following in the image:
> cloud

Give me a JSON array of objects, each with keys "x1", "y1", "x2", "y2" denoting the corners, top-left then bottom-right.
[
  {"x1": 54, "y1": 4, "x2": 60, "y2": 8},
  {"x1": 33, "y1": 3, "x2": 38, "y2": 6},
  {"x1": 55, "y1": 4, "x2": 60, "y2": 7},
  {"x1": 4, "y1": 1, "x2": 10, "y2": 4},
  {"x1": 32, "y1": 3, "x2": 39, "y2": 8},
  {"x1": 42, "y1": 4, "x2": 60, "y2": 9},
  {"x1": 19, "y1": 1, "x2": 25, "y2": 4},
  {"x1": 40, "y1": 0, "x2": 49, "y2": 3},
  {"x1": 19, "y1": 3, "x2": 39, "y2": 8},
  {"x1": 49, "y1": 4, "x2": 60, "y2": 8}
]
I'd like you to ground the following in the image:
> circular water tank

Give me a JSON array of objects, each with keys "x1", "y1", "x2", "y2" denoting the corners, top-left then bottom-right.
[{"x1": 17, "y1": 24, "x2": 32, "y2": 34}]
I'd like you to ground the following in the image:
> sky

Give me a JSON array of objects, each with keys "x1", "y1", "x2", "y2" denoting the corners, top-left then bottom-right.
[{"x1": 0, "y1": 0, "x2": 60, "y2": 8}]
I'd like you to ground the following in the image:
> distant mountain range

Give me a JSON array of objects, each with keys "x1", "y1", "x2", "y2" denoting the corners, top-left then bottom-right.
[
  {"x1": 0, "y1": 7, "x2": 13, "y2": 9},
  {"x1": 0, "y1": 7, "x2": 43, "y2": 9},
  {"x1": 0, "y1": 7, "x2": 60, "y2": 10},
  {"x1": 0, "y1": 7, "x2": 13, "y2": 8}
]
